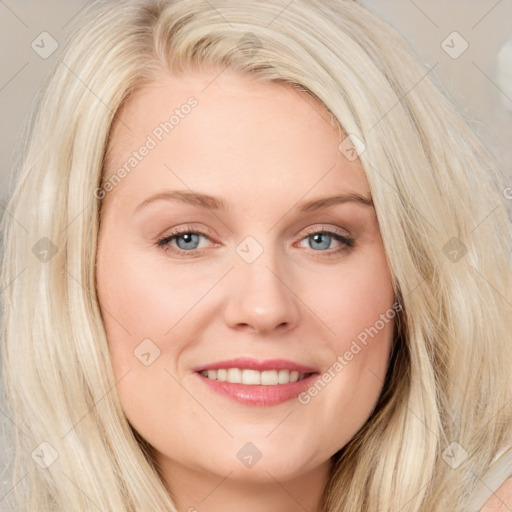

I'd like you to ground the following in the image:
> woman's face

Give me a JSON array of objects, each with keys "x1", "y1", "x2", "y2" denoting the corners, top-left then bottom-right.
[{"x1": 96, "y1": 67, "x2": 396, "y2": 498}]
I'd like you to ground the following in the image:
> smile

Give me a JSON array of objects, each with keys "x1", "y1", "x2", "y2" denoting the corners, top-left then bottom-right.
[{"x1": 199, "y1": 368, "x2": 313, "y2": 385}]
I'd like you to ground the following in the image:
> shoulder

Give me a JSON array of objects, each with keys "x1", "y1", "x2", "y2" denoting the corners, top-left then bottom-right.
[{"x1": 479, "y1": 476, "x2": 512, "y2": 511}]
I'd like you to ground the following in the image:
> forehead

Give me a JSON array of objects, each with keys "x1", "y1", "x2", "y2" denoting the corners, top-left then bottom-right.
[{"x1": 103, "y1": 67, "x2": 370, "y2": 207}]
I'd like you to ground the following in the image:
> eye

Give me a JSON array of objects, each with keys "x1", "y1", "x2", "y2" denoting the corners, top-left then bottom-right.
[
  {"x1": 156, "y1": 225, "x2": 215, "y2": 258},
  {"x1": 156, "y1": 225, "x2": 355, "y2": 258},
  {"x1": 295, "y1": 226, "x2": 355, "y2": 257}
]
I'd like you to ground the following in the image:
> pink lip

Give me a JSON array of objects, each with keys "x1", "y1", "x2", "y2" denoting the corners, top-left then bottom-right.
[
  {"x1": 195, "y1": 372, "x2": 320, "y2": 406},
  {"x1": 192, "y1": 357, "x2": 318, "y2": 373}
]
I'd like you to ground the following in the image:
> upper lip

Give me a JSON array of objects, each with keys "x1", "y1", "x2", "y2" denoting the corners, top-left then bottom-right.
[{"x1": 192, "y1": 357, "x2": 319, "y2": 374}]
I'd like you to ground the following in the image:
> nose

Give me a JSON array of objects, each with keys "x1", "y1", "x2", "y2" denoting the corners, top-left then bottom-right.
[{"x1": 223, "y1": 251, "x2": 301, "y2": 335}]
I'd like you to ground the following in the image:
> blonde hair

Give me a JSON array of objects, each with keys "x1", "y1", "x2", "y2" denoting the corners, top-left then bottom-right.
[{"x1": 1, "y1": 1, "x2": 511, "y2": 510}]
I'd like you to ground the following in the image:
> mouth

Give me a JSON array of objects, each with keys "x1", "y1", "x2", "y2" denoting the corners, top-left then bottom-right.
[{"x1": 192, "y1": 358, "x2": 320, "y2": 406}]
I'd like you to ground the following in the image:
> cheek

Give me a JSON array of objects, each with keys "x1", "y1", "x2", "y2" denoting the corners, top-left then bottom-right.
[
  {"x1": 96, "y1": 235, "x2": 178, "y2": 332},
  {"x1": 299, "y1": 243, "x2": 396, "y2": 433},
  {"x1": 95, "y1": 235, "x2": 166, "y2": 371},
  {"x1": 95, "y1": 243, "x2": 185, "y2": 434},
  {"x1": 95, "y1": 238, "x2": 207, "y2": 428},
  {"x1": 97, "y1": 239, "x2": 210, "y2": 334},
  {"x1": 312, "y1": 244, "x2": 395, "y2": 345}
]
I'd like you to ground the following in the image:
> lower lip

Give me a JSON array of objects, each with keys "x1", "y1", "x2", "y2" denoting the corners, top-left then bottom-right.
[{"x1": 195, "y1": 372, "x2": 320, "y2": 406}]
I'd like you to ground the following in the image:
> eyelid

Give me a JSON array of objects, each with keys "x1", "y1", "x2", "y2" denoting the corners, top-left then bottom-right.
[
  {"x1": 156, "y1": 223, "x2": 218, "y2": 247},
  {"x1": 299, "y1": 224, "x2": 351, "y2": 239}
]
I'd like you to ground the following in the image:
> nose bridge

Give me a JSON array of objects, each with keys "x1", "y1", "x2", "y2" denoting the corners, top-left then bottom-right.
[{"x1": 224, "y1": 233, "x2": 301, "y2": 334}]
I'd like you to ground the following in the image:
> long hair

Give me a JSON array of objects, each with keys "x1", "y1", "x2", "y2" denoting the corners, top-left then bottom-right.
[{"x1": 1, "y1": 1, "x2": 511, "y2": 510}]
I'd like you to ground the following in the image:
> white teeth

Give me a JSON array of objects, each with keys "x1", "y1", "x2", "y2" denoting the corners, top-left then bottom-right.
[
  {"x1": 278, "y1": 369, "x2": 290, "y2": 384},
  {"x1": 200, "y1": 368, "x2": 311, "y2": 385},
  {"x1": 261, "y1": 370, "x2": 278, "y2": 385},
  {"x1": 242, "y1": 369, "x2": 260, "y2": 385},
  {"x1": 227, "y1": 368, "x2": 242, "y2": 383}
]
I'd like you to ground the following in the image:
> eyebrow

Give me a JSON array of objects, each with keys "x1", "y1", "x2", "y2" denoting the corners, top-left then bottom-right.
[{"x1": 133, "y1": 189, "x2": 374, "y2": 214}]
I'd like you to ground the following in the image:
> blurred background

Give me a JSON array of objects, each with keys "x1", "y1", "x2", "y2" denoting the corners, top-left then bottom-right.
[{"x1": 1, "y1": 0, "x2": 511, "y2": 504}]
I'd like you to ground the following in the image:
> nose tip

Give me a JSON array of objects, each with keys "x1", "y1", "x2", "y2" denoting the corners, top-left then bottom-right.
[{"x1": 223, "y1": 261, "x2": 301, "y2": 336}]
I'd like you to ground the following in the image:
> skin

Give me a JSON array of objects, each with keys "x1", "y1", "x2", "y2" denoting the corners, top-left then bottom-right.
[
  {"x1": 480, "y1": 477, "x2": 512, "y2": 511},
  {"x1": 95, "y1": 66, "x2": 397, "y2": 512}
]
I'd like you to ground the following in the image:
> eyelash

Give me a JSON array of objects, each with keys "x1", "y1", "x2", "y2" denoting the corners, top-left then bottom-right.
[{"x1": 156, "y1": 224, "x2": 355, "y2": 259}]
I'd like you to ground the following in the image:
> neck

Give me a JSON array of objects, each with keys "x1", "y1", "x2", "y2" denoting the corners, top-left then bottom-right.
[{"x1": 155, "y1": 455, "x2": 334, "y2": 512}]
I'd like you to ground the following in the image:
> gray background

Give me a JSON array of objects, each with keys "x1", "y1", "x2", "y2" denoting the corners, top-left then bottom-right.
[{"x1": 1, "y1": 0, "x2": 512, "y2": 504}]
